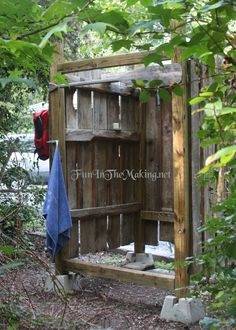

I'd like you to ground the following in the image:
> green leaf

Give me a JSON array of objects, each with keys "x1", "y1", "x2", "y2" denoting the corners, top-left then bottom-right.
[
  {"x1": 0, "y1": 77, "x2": 36, "y2": 89},
  {"x1": 207, "y1": 82, "x2": 219, "y2": 92},
  {"x1": 39, "y1": 21, "x2": 68, "y2": 48},
  {"x1": 148, "y1": 79, "x2": 162, "y2": 88},
  {"x1": 205, "y1": 145, "x2": 236, "y2": 166},
  {"x1": 96, "y1": 10, "x2": 129, "y2": 32},
  {"x1": 139, "y1": 90, "x2": 150, "y2": 103},
  {"x1": 159, "y1": 89, "x2": 171, "y2": 102},
  {"x1": 52, "y1": 73, "x2": 68, "y2": 85},
  {"x1": 220, "y1": 107, "x2": 236, "y2": 115},
  {"x1": 143, "y1": 53, "x2": 163, "y2": 66},
  {"x1": 126, "y1": 0, "x2": 139, "y2": 5},
  {"x1": 140, "y1": 0, "x2": 153, "y2": 6},
  {"x1": 204, "y1": 100, "x2": 222, "y2": 116},
  {"x1": 133, "y1": 79, "x2": 146, "y2": 88},
  {"x1": 199, "y1": 92, "x2": 214, "y2": 97},
  {"x1": 111, "y1": 40, "x2": 132, "y2": 52},
  {"x1": 83, "y1": 22, "x2": 114, "y2": 35},
  {"x1": 189, "y1": 96, "x2": 207, "y2": 105},
  {"x1": 173, "y1": 85, "x2": 183, "y2": 96},
  {"x1": 129, "y1": 20, "x2": 162, "y2": 35},
  {"x1": 42, "y1": 0, "x2": 74, "y2": 20},
  {"x1": 0, "y1": 245, "x2": 16, "y2": 256}
]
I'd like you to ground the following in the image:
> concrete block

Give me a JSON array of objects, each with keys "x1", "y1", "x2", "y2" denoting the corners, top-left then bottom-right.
[
  {"x1": 124, "y1": 252, "x2": 154, "y2": 270},
  {"x1": 44, "y1": 273, "x2": 80, "y2": 294},
  {"x1": 160, "y1": 295, "x2": 205, "y2": 325}
]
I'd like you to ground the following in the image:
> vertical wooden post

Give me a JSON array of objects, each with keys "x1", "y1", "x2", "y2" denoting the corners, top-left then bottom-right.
[
  {"x1": 172, "y1": 47, "x2": 191, "y2": 297},
  {"x1": 134, "y1": 100, "x2": 145, "y2": 253},
  {"x1": 49, "y1": 42, "x2": 78, "y2": 274}
]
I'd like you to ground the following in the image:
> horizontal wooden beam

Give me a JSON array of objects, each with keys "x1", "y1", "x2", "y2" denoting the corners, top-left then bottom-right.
[
  {"x1": 75, "y1": 82, "x2": 135, "y2": 96},
  {"x1": 71, "y1": 202, "x2": 141, "y2": 219},
  {"x1": 57, "y1": 51, "x2": 151, "y2": 74},
  {"x1": 141, "y1": 210, "x2": 174, "y2": 223},
  {"x1": 65, "y1": 76, "x2": 136, "y2": 96},
  {"x1": 66, "y1": 129, "x2": 140, "y2": 142},
  {"x1": 64, "y1": 259, "x2": 175, "y2": 289},
  {"x1": 58, "y1": 63, "x2": 181, "y2": 88}
]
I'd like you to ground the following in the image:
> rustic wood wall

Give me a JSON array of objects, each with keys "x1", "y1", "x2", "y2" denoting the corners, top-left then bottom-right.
[
  {"x1": 65, "y1": 87, "x2": 142, "y2": 253},
  {"x1": 144, "y1": 92, "x2": 174, "y2": 245},
  {"x1": 50, "y1": 60, "x2": 213, "y2": 259}
]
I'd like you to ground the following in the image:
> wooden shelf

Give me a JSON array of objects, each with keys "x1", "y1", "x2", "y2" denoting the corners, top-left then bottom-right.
[
  {"x1": 66, "y1": 129, "x2": 140, "y2": 142},
  {"x1": 64, "y1": 259, "x2": 175, "y2": 289},
  {"x1": 71, "y1": 202, "x2": 141, "y2": 219},
  {"x1": 141, "y1": 210, "x2": 174, "y2": 223}
]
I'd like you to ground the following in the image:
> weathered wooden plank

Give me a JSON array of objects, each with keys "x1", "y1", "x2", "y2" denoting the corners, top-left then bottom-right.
[
  {"x1": 65, "y1": 87, "x2": 77, "y2": 129},
  {"x1": 160, "y1": 95, "x2": 174, "y2": 243},
  {"x1": 76, "y1": 76, "x2": 95, "y2": 254},
  {"x1": 94, "y1": 91, "x2": 108, "y2": 130},
  {"x1": 66, "y1": 142, "x2": 79, "y2": 258},
  {"x1": 120, "y1": 96, "x2": 138, "y2": 245},
  {"x1": 65, "y1": 78, "x2": 136, "y2": 96},
  {"x1": 141, "y1": 210, "x2": 174, "y2": 222},
  {"x1": 60, "y1": 64, "x2": 182, "y2": 88},
  {"x1": 107, "y1": 95, "x2": 121, "y2": 249},
  {"x1": 172, "y1": 48, "x2": 190, "y2": 297},
  {"x1": 80, "y1": 142, "x2": 96, "y2": 253},
  {"x1": 57, "y1": 51, "x2": 152, "y2": 73},
  {"x1": 108, "y1": 144, "x2": 121, "y2": 249},
  {"x1": 64, "y1": 259, "x2": 175, "y2": 290},
  {"x1": 134, "y1": 99, "x2": 145, "y2": 253},
  {"x1": 93, "y1": 92, "x2": 108, "y2": 251},
  {"x1": 144, "y1": 94, "x2": 160, "y2": 244},
  {"x1": 101, "y1": 64, "x2": 182, "y2": 85},
  {"x1": 78, "y1": 89, "x2": 93, "y2": 129},
  {"x1": 66, "y1": 129, "x2": 140, "y2": 142},
  {"x1": 120, "y1": 143, "x2": 135, "y2": 245},
  {"x1": 189, "y1": 60, "x2": 203, "y2": 259},
  {"x1": 71, "y1": 202, "x2": 141, "y2": 218}
]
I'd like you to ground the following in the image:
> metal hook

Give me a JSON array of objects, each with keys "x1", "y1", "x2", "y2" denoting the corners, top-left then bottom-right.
[{"x1": 47, "y1": 139, "x2": 59, "y2": 147}]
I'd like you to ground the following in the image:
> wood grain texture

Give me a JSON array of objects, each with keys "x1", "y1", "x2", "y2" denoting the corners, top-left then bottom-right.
[
  {"x1": 144, "y1": 94, "x2": 160, "y2": 244},
  {"x1": 65, "y1": 259, "x2": 175, "y2": 289},
  {"x1": 141, "y1": 210, "x2": 174, "y2": 222},
  {"x1": 61, "y1": 64, "x2": 182, "y2": 87},
  {"x1": 93, "y1": 92, "x2": 108, "y2": 251},
  {"x1": 65, "y1": 87, "x2": 77, "y2": 129},
  {"x1": 160, "y1": 96, "x2": 174, "y2": 242},
  {"x1": 80, "y1": 142, "x2": 96, "y2": 253},
  {"x1": 107, "y1": 95, "x2": 121, "y2": 249},
  {"x1": 57, "y1": 51, "x2": 151, "y2": 73},
  {"x1": 78, "y1": 89, "x2": 92, "y2": 129},
  {"x1": 172, "y1": 48, "x2": 190, "y2": 297},
  {"x1": 66, "y1": 129, "x2": 140, "y2": 142},
  {"x1": 71, "y1": 202, "x2": 141, "y2": 218},
  {"x1": 189, "y1": 60, "x2": 203, "y2": 259}
]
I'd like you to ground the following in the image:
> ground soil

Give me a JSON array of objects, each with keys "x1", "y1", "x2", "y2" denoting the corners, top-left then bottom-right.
[{"x1": 0, "y1": 239, "x2": 200, "y2": 329}]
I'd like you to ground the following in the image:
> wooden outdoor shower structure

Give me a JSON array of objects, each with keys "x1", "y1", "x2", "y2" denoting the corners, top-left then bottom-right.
[{"x1": 49, "y1": 51, "x2": 211, "y2": 297}]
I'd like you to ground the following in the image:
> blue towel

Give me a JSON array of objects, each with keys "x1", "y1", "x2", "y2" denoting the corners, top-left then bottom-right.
[{"x1": 43, "y1": 146, "x2": 72, "y2": 258}]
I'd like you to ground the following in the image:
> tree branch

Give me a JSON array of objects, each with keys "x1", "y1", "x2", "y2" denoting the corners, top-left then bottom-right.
[{"x1": 16, "y1": 0, "x2": 94, "y2": 40}]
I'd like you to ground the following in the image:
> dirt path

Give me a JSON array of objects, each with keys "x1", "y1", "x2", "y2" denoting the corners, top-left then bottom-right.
[{"x1": 0, "y1": 255, "x2": 196, "y2": 329}]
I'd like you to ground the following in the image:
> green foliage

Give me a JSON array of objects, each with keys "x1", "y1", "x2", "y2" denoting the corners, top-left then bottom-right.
[{"x1": 0, "y1": 0, "x2": 235, "y2": 326}]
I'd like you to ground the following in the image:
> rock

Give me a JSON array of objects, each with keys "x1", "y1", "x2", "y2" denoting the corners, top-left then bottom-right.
[{"x1": 123, "y1": 252, "x2": 154, "y2": 271}]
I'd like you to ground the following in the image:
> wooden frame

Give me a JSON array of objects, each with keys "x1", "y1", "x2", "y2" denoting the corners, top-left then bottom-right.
[{"x1": 49, "y1": 50, "x2": 191, "y2": 296}]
